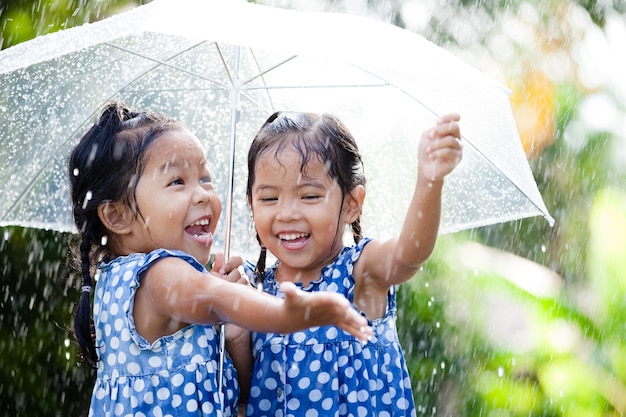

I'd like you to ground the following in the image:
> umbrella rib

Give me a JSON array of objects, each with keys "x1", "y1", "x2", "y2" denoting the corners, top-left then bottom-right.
[
  {"x1": 2, "y1": 41, "x2": 234, "y2": 226},
  {"x1": 105, "y1": 40, "x2": 230, "y2": 88},
  {"x1": 238, "y1": 84, "x2": 393, "y2": 118},
  {"x1": 214, "y1": 43, "x2": 234, "y2": 86},
  {"x1": 239, "y1": 55, "x2": 298, "y2": 87},
  {"x1": 347, "y1": 65, "x2": 552, "y2": 222},
  {"x1": 242, "y1": 83, "x2": 390, "y2": 91},
  {"x1": 239, "y1": 49, "x2": 285, "y2": 112}
]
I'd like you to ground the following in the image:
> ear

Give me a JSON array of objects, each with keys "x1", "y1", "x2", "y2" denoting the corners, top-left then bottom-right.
[
  {"x1": 98, "y1": 202, "x2": 133, "y2": 235},
  {"x1": 343, "y1": 185, "x2": 365, "y2": 223}
]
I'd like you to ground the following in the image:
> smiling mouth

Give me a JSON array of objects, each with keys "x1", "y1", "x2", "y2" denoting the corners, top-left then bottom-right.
[
  {"x1": 278, "y1": 232, "x2": 309, "y2": 241},
  {"x1": 186, "y1": 218, "x2": 212, "y2": 237}
]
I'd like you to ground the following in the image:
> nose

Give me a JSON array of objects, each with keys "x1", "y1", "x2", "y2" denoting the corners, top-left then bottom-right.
[
  {"x1": 275, "y1": 198, "x2": 301, "y2": 221},
  {"x1": 194, "y1": 183, "x2": 215, "y2": 205}
]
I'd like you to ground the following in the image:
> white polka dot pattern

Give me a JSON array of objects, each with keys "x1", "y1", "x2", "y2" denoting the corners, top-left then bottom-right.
[
  {"x1": 244, "y1": 238, "x2": 416, "y2": 417},
  {"x1": 88, "y1": 249, "x2": 238, "y2": 416}
]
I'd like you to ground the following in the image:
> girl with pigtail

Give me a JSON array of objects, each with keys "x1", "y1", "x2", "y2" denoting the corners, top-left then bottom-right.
[
  {"x1": 68, "y1": 102, "x2": 371, "y2": 417},
  {"x1": 243, "y1": 111, "x2": 463, "y2": 416}
]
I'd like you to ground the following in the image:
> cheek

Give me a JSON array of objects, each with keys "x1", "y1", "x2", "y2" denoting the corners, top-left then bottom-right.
[
  {"x1": 252, "y1": 208, "x2": 266, "y2": 224},
  {"x1": 213, "y1": 196, "x2": 223, "y2": 216},
  {"x1": 252, "y1": 209, "x2": 271, "y2": 231}
]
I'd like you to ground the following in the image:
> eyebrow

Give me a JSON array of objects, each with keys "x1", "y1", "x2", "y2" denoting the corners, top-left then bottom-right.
[
  {"x1": 254, "y1": 178, "x2": 327, "y2": 192},
  {"x1": 159, "y1": 158, "x2": 208, "y2": 173}
]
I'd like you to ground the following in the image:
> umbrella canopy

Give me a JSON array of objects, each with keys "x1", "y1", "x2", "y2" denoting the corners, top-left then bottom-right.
[{"x1": 0, "y1": 0, "x2": 553, "y2": 260}]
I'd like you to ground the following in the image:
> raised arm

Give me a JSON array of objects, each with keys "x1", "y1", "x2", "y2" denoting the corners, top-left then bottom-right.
[{"x1": 360, "y1": 113, "x2": 463, "y2": 287}]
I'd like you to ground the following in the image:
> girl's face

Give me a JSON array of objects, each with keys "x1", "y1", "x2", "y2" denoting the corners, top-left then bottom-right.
[
  {"x1": 250, "y1": 147, "x2": 357, "y2": 283},
  {"x1": 129, "y1": 129, "x2": 221, "y2": 264}
]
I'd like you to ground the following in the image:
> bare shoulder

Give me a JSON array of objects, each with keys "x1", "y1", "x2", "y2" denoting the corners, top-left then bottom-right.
[
  {"x1": 138, "y1": 256, "x2": 208, "y2": 307},
  {"x1": 353, "y1": 238, "x2": 386, "y2": 283},
  {"x1": 134, "y1": 256, "x2": 210, "y2": 342}
]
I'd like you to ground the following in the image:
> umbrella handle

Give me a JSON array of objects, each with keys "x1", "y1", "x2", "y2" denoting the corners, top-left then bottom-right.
[
  {"x1": 218, "y1": 323, "x2": 227, "y2": 409},
  {"x1": 218, "y1": 44, "x2": 241, "y2": 414}
]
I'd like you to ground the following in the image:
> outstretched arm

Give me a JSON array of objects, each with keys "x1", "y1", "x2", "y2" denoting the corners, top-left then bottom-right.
[
  {"x1": 133, "y1": 256, "x2": 372, "y2": 345},
  {"x1": 360, "y1": 113, "x2": 463, "y2": 287}
]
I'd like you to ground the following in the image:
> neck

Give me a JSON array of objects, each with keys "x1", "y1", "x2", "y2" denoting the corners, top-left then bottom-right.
[
  {"x1": 274, "y1": 243, "x2": 344, "y2": 287},
  {"x1": 275, "y1": 262, "x2": 324, "y2": 287}
]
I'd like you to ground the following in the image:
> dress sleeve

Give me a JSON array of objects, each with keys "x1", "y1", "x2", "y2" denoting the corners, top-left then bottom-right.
[{"x1": 138, "y1": 248, "x2": 207, "y2": 276}]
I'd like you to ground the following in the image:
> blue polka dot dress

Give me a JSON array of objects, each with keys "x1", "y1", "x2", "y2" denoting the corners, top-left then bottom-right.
[
  {"x1": 243, "y1": 238, "x2": 416, "y2": 417},
  {"x1": 88, "y1": 249, "x2": 239, "y2": 417}
]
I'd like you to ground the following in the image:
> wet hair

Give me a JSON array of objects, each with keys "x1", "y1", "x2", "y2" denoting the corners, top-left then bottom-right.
[
  {"x1": 246, "y1": 111, "x2": 366, "y2": 285},
  {"x1": 68, "y1": 101, "x2": 181, "y2": 367}
]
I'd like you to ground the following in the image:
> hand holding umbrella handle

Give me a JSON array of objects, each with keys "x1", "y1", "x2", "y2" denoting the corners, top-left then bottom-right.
[{"x1": 211, "y1": 254, "x2": 252, "y2": 410}]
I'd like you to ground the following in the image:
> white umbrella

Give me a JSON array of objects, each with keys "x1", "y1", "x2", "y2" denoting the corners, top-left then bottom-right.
[{"x1": 0, "y1": 0, "x2": 554, "y2": 407}]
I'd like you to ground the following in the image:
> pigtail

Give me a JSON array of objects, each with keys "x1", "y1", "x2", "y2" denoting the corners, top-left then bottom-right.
[
  {"x1": 351, "y1": 218, "x2": 363, "y2": 244},
  {"x1": 74, "y1": 226, "x2": 98, "y2": 367},
  {"x1": 253, "y1": 235, "x2": 267, "y2": 287}
]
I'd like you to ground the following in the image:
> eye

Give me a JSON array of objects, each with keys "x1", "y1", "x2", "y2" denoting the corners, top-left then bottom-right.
[
  {"x1": 200, "y1": 175, "x2": 213, "y2": 184},
  {"x1": 168, "y1": 178, "x2": 184, "y2": 186},
  {"x1": 303, "y1": 194, "x2": 321, "y2": 200},
  {"x1": 260, "y1": 196, "x2": 278, "y2": 203}
]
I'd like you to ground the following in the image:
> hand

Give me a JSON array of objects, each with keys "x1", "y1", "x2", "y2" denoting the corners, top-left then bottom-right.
[
  {"x1": 210, "y1": 252, "x2": 245, "y2": 284},
  {"x1": 280, "y1": 281, "x2": 373, "y2": 343},
  {"x1": 211, "y1": 253, "x2": 250, "y2": 343},
  {"x1": 418, "y1": 113, "x2": 463, "y2": 182}
]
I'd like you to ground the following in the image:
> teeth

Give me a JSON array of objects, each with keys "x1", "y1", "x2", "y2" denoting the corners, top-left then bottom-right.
[
  {"x1": 279, "y1": 233, "x2": 308, "y2": 241},
  {"x1": 190, "y1": 219, "x2": 210, "y2": 226}
]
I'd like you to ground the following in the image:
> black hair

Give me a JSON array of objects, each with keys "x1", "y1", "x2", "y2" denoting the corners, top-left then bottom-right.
[
  {"x1": 67, "y1": 101, "x2": 181, "y2": 367},
  {"x1": 246, "y1": 111, "x2": 366, "y2": 286}
]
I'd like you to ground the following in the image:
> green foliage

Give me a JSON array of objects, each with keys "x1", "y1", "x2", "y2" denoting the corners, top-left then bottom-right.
[
  {"x1": 0, "y1": 0, "x2": 148, "y2": 50},
  {"x1": 0, "y1": 227, "x2": 92, "y2": 416}
]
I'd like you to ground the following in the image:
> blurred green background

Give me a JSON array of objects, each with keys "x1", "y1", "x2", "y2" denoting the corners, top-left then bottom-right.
[{"x1": 1, "y1": 0, "x2": 625, "y2": 415}]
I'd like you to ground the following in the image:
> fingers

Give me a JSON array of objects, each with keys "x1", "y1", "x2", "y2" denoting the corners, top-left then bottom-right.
[
  {"x1": 212, "y1": 253, "x2": 243, "y2": 275},
  {"x1": 427, "y1": 136, "x2": 463, "y2": 160},
  {"x1": 436, "y1": 112, "x2": 460, "y2": 125},
  {"x1": 280, "y1": 283, "x2": 373, "y2": 343},
  {"x1": 430, "y1": 117, "x2": 461, "y2": 142},
  {"x1": 426, "y1": 113, "x2": 463, "y2": 161},
  {"x1": 279, "y1": 281, "x2": 299, "y2": 300},
  {"x1": 212, "y1": 252, "x2": 225, "y2": 272},
  {"x1": 336, "y1": 306, "x2": 373, "y2": 343},
  {"x1": 211, "y1": 253, "x2": 246, "y2": 284}
]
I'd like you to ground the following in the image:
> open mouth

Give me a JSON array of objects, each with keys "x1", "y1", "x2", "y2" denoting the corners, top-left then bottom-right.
[
  {"x1": 186, "y1": 218, "x2": 212, "y2": 237},
  {"x1": 278, "y1": 232, "x2": 310, "y2": 249},
  {"x1": 279, "y1": 232, "x2": 309, "y2": 242}
]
